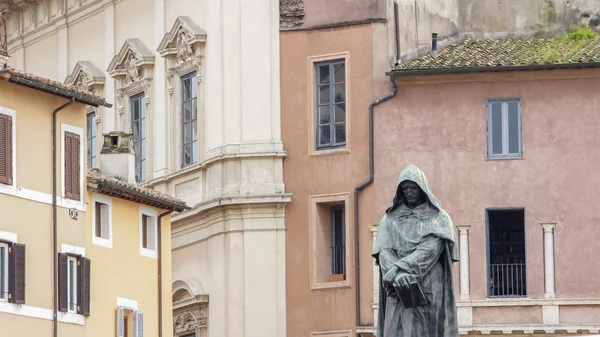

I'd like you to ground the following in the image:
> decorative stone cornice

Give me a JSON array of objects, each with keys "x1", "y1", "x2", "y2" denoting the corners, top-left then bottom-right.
[
  {"x1": 64, "y1": 60, "x2": 105, "y2": 95},
  {"x1": 157, "y1": 16, "x2": 206, "y2": 60},
  {"x1": 107, "y1": 38, "x2": 154, "y2": 83}
]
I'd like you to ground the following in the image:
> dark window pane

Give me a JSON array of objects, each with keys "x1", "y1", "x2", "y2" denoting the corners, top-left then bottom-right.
[
  {"x1": 133, "y1": 101, "x2": 140, "y2": 121},
  {"x1": 191, "y1": 99, "x2": 197, "y2": 120},
  {"x1": 191, "y1": 120, "x2": 198, "y2": 142},
  {"x1": 183, "y1": 102, "x2": 191, "y2": 122},
  {"x1": 334, "y1": 104, "x2": 345, "y2": 123},
  {"x1": 334, "y1": 63, "x2": 345, "y2": 83},
  {"x1": 508, "y1": 102, "x2": 519, "y2": 154},
  {"x1": 183, "y1": 123, "x2": 191, "y2": 143},
  {"x1": 491, "y1": 102, "x2": 503, "y2": 154},
  {"x1": 318, "y1": 125, "x2": 331, "y2": 146},
  {"x1": 319, "y1": 85, "x2": 330, "y2": 104},
  {"x1": 191, "y1": 75, "x2": 198, "y2": 98},
  {"x1": 319, "y1": 105, "x2": 330, "y2": 124},
  {"x1": 335, "y1": 123, "x2": 346, "y2": 144},
  {"x1": 334, "y1": 84, "x2": 345, "y2": 103},
  {"x1": 183, "y1": 78, "x2": 191, "y2": 100},
  {"x1": 183, "y1": 144, "x2": 191, "y2": 165},
  {"x1": 318, "y1": 65, "x2": 330, "y2": 85}
]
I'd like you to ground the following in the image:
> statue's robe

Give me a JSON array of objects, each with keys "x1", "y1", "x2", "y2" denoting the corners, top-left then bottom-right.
[{"x1": 372, "y1": 165, "x2": 459, "y2": 337}]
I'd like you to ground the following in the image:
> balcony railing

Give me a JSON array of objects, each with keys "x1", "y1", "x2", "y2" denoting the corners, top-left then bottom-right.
[
  {"x1": 489, "y1": 263, "x2": 527, "y2": 297},
  {"x1": 0, "y1": 10, "x2": 7, "y2": 57}
]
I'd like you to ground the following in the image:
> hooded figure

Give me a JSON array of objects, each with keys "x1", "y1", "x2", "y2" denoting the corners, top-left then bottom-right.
[{"x1": 372, "y1": 165, "x2": 459, "y2": 337}]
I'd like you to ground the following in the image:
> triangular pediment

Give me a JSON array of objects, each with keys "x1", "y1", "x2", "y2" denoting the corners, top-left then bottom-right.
[
  {"x1": 157, "y1": 16, "x2": 207, "y2": 59},
  {"x1": 64, "y1": 61, "x2": 105, "y2": 92},
  {"x1": 107, "y1": 38, "x2": 155, "y2": 78}
]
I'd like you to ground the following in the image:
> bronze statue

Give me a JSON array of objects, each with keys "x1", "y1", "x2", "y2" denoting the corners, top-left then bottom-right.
[{"x1": 372, "y1": 165, "x2": 459, "y2": 336}]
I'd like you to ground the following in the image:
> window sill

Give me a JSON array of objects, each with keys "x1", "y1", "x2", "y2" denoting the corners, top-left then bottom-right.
[
  {"x1": 0, "y1": 301, "x2": 85, "y2": 325},
  {"x1": 140, "y1": 247, "x2": 157, "y2": 259},
  {"x1": 485, "y1": 155, "x2": 524, "y2": 161},
  {"x1": 0, "y1": 184, "x2": 87, "y2": 212},
  {"x1": 311, "y1": 279, "x2": 351, "y2": 290},
  {"x1": 310, "y1": 147, "x2": 350, "y2": 157},
  {"x1": 92, "y1": 236, "x2": 112, "y2": 249}
]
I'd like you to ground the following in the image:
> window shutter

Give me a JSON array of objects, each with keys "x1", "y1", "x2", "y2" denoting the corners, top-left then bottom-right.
[
  {"x1": 80, "y1": 257, "x2": 91, "y2": 316},
  {"x1": 0, "y1": 114, "x2": 11, "y2": 185},
  {"x1": 12, "y1": 243, "x2": 25, "y2": 304},
  {"x1": 64, "y1": 133, "x2": 74, "y2": 200},
  {"x1": 133, "y1": 310, "x2": 144, "y2": 337},
  {"x1": 116, "y1": 306, "x2": 125, "y2": 337},
  {"x1": 72, "y1": 134, "x2": 80, "y2": 200},
  {"x1": 58, "y1": 253, "x2": 68, "y2": 312}
]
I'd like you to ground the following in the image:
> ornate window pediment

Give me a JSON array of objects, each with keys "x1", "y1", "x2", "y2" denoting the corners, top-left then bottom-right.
[
  {"x1": 172, "y1": 279, "x2": 208, "y2": 337},
  {"x1": 158, "y1": 16, "x2": 206, "y2": 93},
  {"x1": 65, "y1": 61, "x2": 105, "y2": 115},
  {"x1": 107, "y1": 38, "x2": 154, "y2": 97}
]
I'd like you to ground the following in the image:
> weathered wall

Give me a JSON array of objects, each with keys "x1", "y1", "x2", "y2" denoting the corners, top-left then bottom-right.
[
  {"x1": 280, "y1": 0, "x2": 386, "y2": 29},
  {"x1": 397, "y1": 0, "x2": 600, "y2": 61},
  {"x1": 374, "y1": 69, "x2": 600, "y2": 328}
]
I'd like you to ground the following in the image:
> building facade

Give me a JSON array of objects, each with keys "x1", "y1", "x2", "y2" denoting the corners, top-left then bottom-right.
[
  {"x1": 3, "y1": 1, "x2": 287, "y2": 336},
  {"x1": 0, "y1": 66, "x2": 187, "y2": 337},
  {"x1": 281, "y1": 1, "x2": 600, "y2": 337}
]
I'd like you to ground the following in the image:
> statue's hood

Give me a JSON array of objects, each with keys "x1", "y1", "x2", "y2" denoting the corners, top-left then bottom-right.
[{"x1": 390, "y1": 165, "x2": 441, "y2": 211}]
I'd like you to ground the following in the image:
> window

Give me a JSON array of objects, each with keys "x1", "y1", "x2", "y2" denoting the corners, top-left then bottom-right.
[
  {"x1": 315, "y1": 60, "x2": 346, "y2": 150},
  {"x1": 92, "y1": 193, "x2": 112, "y2": 248},
  {"x1": 64, "y1": 131, "x2": 81, "y2": 200},
  {"x1": 86, "y1": 112, "x2": 97, "y2": 169},
  {"x1": 309, "y1": 193, "x2": 350, "y2": 289},
  {"x1": 181, "y1": 72, "x2": 198, "y2": 168},
  {"x1": 487, "y1": 209, "x2": 526, "y2": 297},
  {"x1": 487, "y1": 98, "x2": 522, "y2": 159},
  {"x1": 330, "y1": 206, "x2": 345, "y2": 279},
  {"x1": 0, "y1": 112, "x2": 13, "y2": 185},
  {"x1": 131, "y1": 94, "x2": 146, "y2": 183},
  {"x1": 58, "y1": 253, "x2": 90, "y2": 316},
  {"x1": 139, "y1": 207, "x2": 158, "y2": 259},
  {"x1": 117, "y1": 306, "x2": 144, "y2": 337},
  {"x1": 0, "y1": 240, "x2": 26, "y2": 304}
]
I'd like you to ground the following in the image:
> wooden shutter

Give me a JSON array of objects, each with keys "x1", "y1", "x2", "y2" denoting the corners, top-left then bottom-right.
[
  {"x1": 12, "y1": 243, "x2": 25, "y2": 304},
  {"x1": 72, "y1": 134, "x2": 80, "y2": 200},
  {"x1": 64, "y1": 132, "x2": 80, "y2": 200},
  {"x1": 133, "y1": 310, "x2": 144, "y2": 337},
  {"x1": 116, "y1": 306, "x2": 125, "y2": 337},
  {"x1": 0, "y1": 114, "x2": 12, "y2": 185},
  {"x1": 79, "y1": 257, "x2": 90, "y2": 316},
  {"x1": 58, "y1": 253, "x2": 68, "y2": 312}
]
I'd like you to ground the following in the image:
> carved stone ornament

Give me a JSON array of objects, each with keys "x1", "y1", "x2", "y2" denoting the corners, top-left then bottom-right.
[
  {"x1": 64, "y1": 61, "x2": 106, "y2": 95},
  {"x1": 124, "y1": 51, "x2": 140, "y2": 84},
  {"x1": 173, "y1": 310, "x2": 206, "y2": 335},
  {"x1": 176, "y1": 30, "x2": 194, "y2": 62},
  {"x1": 107, "y1": 38, "x2": 155, "y2": 91}
]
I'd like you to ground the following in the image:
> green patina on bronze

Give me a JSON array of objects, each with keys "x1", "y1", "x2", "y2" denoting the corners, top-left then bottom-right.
[{"x1": 394, "y1": 25, "x2": 600, "y2": 72}]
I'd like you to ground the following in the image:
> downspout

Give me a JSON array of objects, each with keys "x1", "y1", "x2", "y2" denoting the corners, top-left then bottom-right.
[
  {"x1": 53, "y1": 98, "x2": 75, "y2": 337},
  {"x1": 353, "y1": 75, "x2": 397, "y2": 334},
  {"x1": 157, "y1": 208, "x2": 175, "y2": 337}
]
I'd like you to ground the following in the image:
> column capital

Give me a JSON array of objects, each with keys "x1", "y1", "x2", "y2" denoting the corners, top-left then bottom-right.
[
  {"x1": 456, "y1": 224, "x2": 471, "y2": 233},
  {"x1": 540, "y1": 223, "x2": 556, "y2": 233}
]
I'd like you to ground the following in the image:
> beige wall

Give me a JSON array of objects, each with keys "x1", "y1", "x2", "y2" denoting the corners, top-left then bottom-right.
[
  {"x1": 85, "y1": 190, "x2": 173, "y2": 337},
  {"x1": 281, "y1": 22, "x2": 384, "y2": 336},
  {"x1": 374, "y1": 70, "x2": 600, "y2": 329}
]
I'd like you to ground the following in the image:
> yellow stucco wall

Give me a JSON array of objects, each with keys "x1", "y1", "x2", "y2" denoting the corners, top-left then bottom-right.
[
  {"x1": 0, "y1": 80, "x2": 173, "y2": 336},
  {"x1": 85, "y1": 189, "x2": 173, "y2": 337}
]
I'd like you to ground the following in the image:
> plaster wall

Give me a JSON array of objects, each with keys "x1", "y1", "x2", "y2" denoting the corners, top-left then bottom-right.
[{"x1": 374, "y1": 71, "x2": 600, "y2": 326}]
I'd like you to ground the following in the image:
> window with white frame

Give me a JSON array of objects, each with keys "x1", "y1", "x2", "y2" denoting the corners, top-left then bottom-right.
[
  {"x1": 67, "y1": 255, "x2": 78, "y2": 313},
  {"x1": 487, "y1": 98, "x2": 522, "y2": 159},
  {"x1": 0, "y1": 234, "x2": 25, "y2": 304},
  {"x1": 131, "y1": 94, "x2": 147, "y2": 183},
  {"x1": 0, "y1": 242, "x2": 8, "y2": 301},
  {"x1": 181, "y1": 72, "x2": 198, "y2": 168},
  {"x1": 315, "y1": 60, "x2": 346, "y2": 150},
  {"x1": 139, "y1": 207, "x2": 158, "y2": 259},
  {"x1": 117, "y1": 305, "x2": 144, "y2": 337},
  {"x1": 92, "y1": 193, "x2": 113, "y2": 248},
  {"x1": 86, "y1": 111, "x2": 98, "y2": 169}
]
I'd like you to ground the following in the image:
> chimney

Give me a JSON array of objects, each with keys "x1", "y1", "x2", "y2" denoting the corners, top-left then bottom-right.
[
  {"x1": 100, "y1": 131, "x2": 136, "y2": 184},
  {"x1": 431, "y1": 33, "x2": 438, "y2": 54}
]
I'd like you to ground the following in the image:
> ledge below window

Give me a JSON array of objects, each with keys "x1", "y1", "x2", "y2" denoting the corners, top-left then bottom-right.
[{"x1": 0, "y1": 301, "x2": 85, "y2": 325}]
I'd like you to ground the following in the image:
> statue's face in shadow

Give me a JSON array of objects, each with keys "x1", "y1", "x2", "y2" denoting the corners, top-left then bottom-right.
[{"x1": 399, "y1": 180, "x2": 426, "y2": 209}]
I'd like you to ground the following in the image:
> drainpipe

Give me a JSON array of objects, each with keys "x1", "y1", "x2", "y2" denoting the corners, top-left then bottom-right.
[
  {"x1": 353, "y1": 75, "x2": 397, "y2": 335},
  {"x1": 157, "y1": 208, "x2": 175, "y2": 337},
  {"x1": 394, "y1": 0, "x2": 401, "y2": 66},
  {"x1": 53, "y1": 98, "x2": 75, "y2": 337}
]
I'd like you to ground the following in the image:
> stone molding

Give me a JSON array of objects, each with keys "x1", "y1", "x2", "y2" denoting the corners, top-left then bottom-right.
[{"x1": 172, "y1": 279, "x2": 208, "y2": 337}]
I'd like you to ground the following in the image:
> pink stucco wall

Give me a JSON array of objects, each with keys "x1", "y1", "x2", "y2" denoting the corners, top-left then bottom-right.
[{"x1": 374, "y1": 73, "x2": 600, "y2": 301}]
